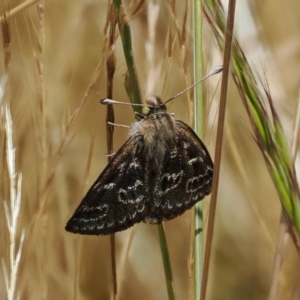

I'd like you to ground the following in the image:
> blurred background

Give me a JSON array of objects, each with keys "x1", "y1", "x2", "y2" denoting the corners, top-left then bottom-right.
[{"x1": 0, "y1": 0, "x2": 299, "y2": 299}]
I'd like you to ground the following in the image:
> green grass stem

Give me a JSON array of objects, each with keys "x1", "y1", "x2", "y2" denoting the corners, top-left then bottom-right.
[
  {"x1": 193, "y1": 0, "x2": 204, "y2": 299},
  {"x1": 112, "y1": 1, "x2": 175, "y2": 298},
  {"x1": 204, "y1": 0, "x2": 300, "y2": 238}
]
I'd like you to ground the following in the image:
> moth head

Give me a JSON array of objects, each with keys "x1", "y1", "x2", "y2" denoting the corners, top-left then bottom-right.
[{"x1": 144, "y1": 95, "x2": 167, "y2": 116}]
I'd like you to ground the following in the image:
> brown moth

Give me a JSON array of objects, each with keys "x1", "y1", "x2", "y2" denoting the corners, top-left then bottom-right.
[{"x1": 65, "y1": 95, "x2": 214, "y2": 235}]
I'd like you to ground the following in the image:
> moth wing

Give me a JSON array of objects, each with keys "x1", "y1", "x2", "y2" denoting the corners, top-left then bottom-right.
[
  {"x1": 65, "y1": 135, "x2": 149, "y2": 235},
  {"x1": 146, "y1": 120, "x2": 213, "y2": 223}
]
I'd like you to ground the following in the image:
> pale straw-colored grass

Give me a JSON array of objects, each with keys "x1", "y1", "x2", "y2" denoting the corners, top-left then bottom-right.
[
  {"x1": 1, "y1": 102, "x2": 25, "y2": 300},
  {"x1": 1, "y1": 0, "x2": 300, "y2": 299}
]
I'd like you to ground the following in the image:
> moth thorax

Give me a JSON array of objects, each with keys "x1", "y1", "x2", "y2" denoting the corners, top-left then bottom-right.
[{"x1": 142, "y1": 110, "x2": 175, "y2": 166}]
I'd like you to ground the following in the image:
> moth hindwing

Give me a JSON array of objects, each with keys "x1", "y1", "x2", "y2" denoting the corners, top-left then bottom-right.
[{"x1": 65, "y1": 95, "x2": 213, "y2": 235}]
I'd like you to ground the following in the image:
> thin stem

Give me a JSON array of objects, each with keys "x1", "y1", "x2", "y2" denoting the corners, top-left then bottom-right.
[
  {"x1": 106, "y1": 4, "x2": 117, "y2": 299},
  {"x1": 0, "y1": 0, "x2": 40, "y2": 24},
  {"x1": 158, "y1": 223, "x2": 175, "y2": 300},
  {"x1": 201, "y1": 0, "x2": 236, "y2": 299},
  {"x1": 193, "y1": 0, "x2": 204, "y2": 299},
  {"x1": 113, "y1": 0, "x2": 142, "y2": 111}
]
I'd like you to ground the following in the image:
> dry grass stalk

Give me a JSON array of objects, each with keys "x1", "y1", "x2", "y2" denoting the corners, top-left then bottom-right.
[
  {"x1": 1, "y1": 104, "x2": 25, "y2": 300},
  {"x1": 3, "y1": 0, "x2": 299, "y2": 299}
]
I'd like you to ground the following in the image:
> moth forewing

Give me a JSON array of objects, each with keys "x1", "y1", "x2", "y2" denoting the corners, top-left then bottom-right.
[{"x1": 65, "y1": 134, "x2": 149, "y2": 235}]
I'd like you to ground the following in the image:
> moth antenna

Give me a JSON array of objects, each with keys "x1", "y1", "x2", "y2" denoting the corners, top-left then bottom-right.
[
  {"x1": 107, "y1": 121, "x2": 130, "y2": 129},
  {"x1": 163, "y1": 65, "x2": 223, "y2": 106},
  {"x1": 101, "y1": 98, "x2": 153, "y2": 108}
]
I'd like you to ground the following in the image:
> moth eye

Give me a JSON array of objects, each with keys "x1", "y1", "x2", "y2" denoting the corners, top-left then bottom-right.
[{"x1": 142, "y1": 106, "x2": 150, "y2": 115}]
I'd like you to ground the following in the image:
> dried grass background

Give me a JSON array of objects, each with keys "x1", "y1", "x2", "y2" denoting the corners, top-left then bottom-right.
[{"x1": 0, "y1": 0, "x2": 300, "y2": 299}]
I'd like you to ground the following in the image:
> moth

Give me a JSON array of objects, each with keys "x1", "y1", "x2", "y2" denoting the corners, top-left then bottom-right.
[{"x1": 65, "y1": 94, "x2": 214, "y2": 235}]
